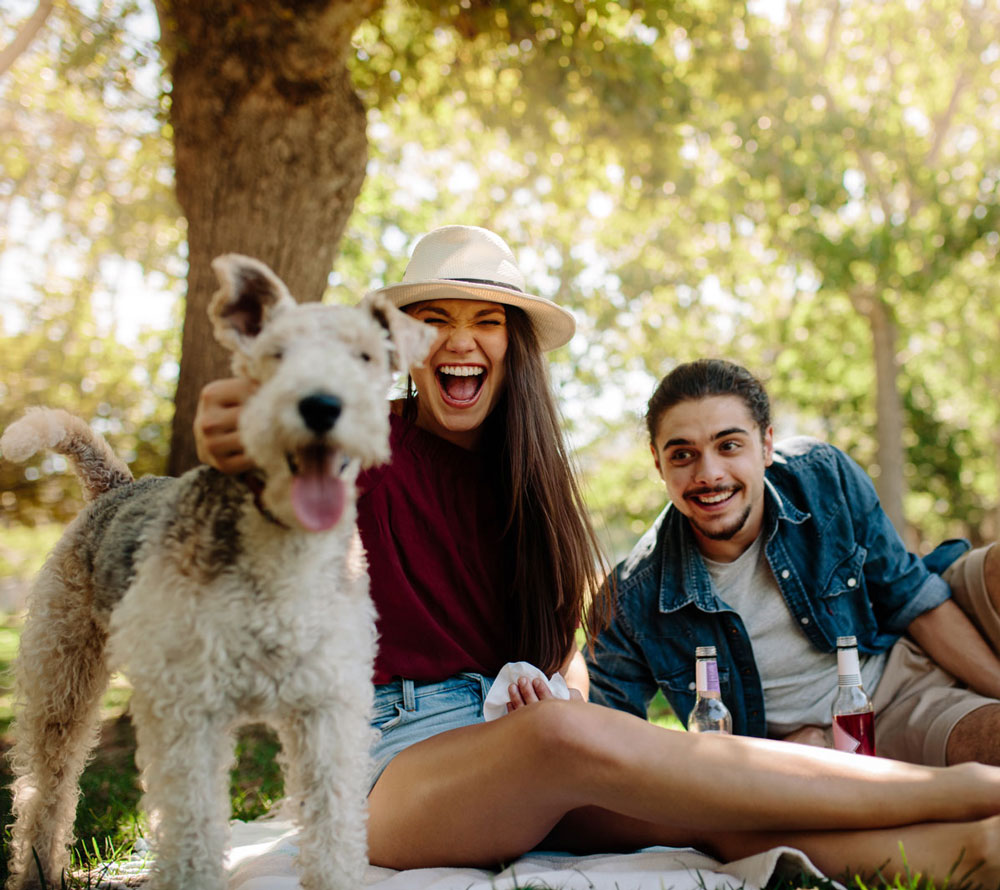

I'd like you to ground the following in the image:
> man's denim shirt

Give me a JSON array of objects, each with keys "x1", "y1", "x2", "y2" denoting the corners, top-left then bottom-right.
[{"x1": 586, "y1": 437, "x2": 969, "y2": 738}]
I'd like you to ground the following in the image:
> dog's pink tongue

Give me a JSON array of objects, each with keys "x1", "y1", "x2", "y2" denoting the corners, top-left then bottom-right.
[{"x1": 291, "y1": 463, "x2": 346, "y2": 532}]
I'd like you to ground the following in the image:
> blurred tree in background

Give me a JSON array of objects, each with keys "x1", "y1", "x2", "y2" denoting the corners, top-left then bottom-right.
[
  {"x1": 0, "y1": 284, "x2": 176, "y2": 526},
  {"x1": 1, "y1": 0, "x2": 180, "y2": 531},
  {"x1": 1, "y1": 0, "x2": 998, "y2": 566},
  {"x1": 713, "y1": 0, "x2": 1000, "y2": 538}
]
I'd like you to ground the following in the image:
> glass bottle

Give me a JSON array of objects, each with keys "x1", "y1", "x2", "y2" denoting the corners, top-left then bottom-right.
[
  {"x1": 831, "y1": 635, "x2": 876, "y2": 755},
  {"x1": 687, "y1": 646, "x2": 732, "y2": 734}
]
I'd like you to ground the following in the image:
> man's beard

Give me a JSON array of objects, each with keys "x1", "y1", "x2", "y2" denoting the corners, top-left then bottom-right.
[{"x1": 691, "y1": 503, "x2": 753, "y2": 541}]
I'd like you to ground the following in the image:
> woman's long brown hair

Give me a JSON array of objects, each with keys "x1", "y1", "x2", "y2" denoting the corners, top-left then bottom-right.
[
  {"x1": 404, "y1": 305, "x2": 610, "y2": 673},
  {"x1": 482, "y1": 308, "x2": 610, "y2": 673}
]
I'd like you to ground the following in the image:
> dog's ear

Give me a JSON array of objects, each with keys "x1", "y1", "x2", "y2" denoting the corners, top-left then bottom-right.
[
  {"x1": 362, "y1": 292, "x2": 438, "y2": 372},
  {"x1": 209, "y1": 254, "x2": 296, "y2": 355}
]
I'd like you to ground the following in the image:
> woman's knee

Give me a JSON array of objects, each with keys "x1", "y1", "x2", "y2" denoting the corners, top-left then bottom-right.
[{"x1": 511, "y1": 700, "x2": 625, "y2": 770}]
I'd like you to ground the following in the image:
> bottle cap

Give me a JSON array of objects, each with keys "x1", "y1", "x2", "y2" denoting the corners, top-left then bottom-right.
[
  {"x1": 836, "y1": 635, "x2": 858, "y2": 648},
  {"x1": 694, "y1": 646, "x2": 717, "y2": 658}
]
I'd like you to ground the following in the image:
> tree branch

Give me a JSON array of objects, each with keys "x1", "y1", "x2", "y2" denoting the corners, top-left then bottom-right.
[
  {"x1": 0, "y1": 0, "x2": 55, "y2": 78},
  {"x1": 820, "y1": 0, "x2": 841, "y2": 69}
]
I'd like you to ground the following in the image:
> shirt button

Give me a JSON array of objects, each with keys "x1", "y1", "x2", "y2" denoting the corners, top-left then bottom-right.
[
  {"x1": 781, "y1": 569, "x2": 790, "y2": 579},
  {"x1": 847, "y1": 577, "x2": 857, "y2": 587},
  {"x1": 801, "y1": 617, "x2": 810, "y2": 625},
  {"x1": 688, "y1": 681, "x2": 696, "y2": 691}
]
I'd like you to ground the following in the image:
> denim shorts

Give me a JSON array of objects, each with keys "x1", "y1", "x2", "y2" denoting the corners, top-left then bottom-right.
[{"x1": 369, "y1": 672, "x2": 493, "y2": 793}]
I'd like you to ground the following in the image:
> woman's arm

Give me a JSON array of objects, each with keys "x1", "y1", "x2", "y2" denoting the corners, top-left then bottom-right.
[{"x1": 561, "y1": 647, "x2": 589, "y2": 701}]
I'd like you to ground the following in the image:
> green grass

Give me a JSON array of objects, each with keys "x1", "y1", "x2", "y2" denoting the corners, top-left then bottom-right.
[
  {"x1": 230, "y1": 724, "x2": 284, "y2": 822},
  {"x1": 648, "y1": 688, "x2": 684, "y2": 731}
]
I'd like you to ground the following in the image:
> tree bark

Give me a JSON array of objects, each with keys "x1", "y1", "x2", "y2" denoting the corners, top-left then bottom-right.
[
  {"x1": 156, "y1": 0, "x2": 381, "y2": 475},
  {"x1": 992, "y1": 310, "x2": 1000, "y2": 544}
]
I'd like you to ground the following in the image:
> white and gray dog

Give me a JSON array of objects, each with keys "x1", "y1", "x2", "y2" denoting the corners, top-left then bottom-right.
[{"x1": 1, "y1": 255, "x2": 435, "y2": 890}]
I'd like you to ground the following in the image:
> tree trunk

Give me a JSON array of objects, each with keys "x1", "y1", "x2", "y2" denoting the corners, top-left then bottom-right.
[
  {"x1": 991, "y1": 424, "x2": 1000, "y2": 545},
  {"x1": 866, "y1": 293, "x2": 907, "y2": 537},
  {"x1": 992, "y1": 311, "x2": 1000, "y2": 544},
  {"x1": 156, "y1": 0, "x2": 381, "y2": 475}
]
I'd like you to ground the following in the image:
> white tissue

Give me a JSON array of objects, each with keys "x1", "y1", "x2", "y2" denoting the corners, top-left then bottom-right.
[{"x1": 482, "y1": 661, "x2": 571, "y2": 721}]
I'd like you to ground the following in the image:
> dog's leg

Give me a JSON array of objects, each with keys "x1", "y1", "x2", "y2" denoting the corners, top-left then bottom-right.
[
  {"x1": 277, "y1": 707, "x2": 372, "y2": 890},
  {"x1": 6, "y1": 566, "x2": 111, "y2": 890},
  {"x1": 131, "y1": 690, "x2": 235, "y2": 890}
]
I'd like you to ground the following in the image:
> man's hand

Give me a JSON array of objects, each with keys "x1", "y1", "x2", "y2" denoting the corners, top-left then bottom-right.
[
  {"x1": 779, "y1": 725, "x2": 831, "y2": 748},
  {"x1": 907, "y1": 599, "x2": 1000, "y2": 700},
  {"x1": 194, "y1": 378, "x2": 258, "y2": 474},
  {"x1": 906, "y1": 600, "x2": 1000, "y2": 698}
]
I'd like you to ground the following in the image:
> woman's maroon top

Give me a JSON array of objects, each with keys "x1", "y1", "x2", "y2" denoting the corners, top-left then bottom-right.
[{"x1": 357, "y1": 413, "x2": 509, "y2": 685}]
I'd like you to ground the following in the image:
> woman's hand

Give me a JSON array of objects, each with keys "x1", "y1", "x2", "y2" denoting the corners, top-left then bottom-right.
[
  {"x1": 506, "y1": 676, "x2": 584, "y2": 713},
  {"x1": 194, "y1": 378, "x2": 258, "y2": 474}
]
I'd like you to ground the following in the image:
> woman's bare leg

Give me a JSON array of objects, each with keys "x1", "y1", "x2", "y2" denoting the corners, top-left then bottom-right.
[
  {"x1": 367, "y1": 699, "x2": 1000, "y2": 870},
  {"x1": 548, "y1": 807, "x2": 1000, "y2": 885},
  {"x1": 713, "y1": 818, "x2": 1000, "y2": 886}
]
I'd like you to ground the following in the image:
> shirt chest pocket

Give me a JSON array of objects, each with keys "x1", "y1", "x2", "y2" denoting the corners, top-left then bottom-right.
[
  {"x1": 815, "y1": 544, "x2": 874, "y2": 634},
  {"x1": 655, "y1": 662, "x2": 732, "y2": 723}
]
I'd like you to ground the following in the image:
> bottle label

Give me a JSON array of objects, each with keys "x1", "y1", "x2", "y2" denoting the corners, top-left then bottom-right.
[
  {"x1": 832, "y1": 712, "x2": 875, "y2": 756},
  {"x1": 836, "y1": 647, "x2": 861, "y2": 679},
  {"x1": 696, "y1": 659, "x2": 720, "y2": 694}
]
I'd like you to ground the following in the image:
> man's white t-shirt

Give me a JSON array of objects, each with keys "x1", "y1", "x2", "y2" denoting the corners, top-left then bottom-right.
[{"x1": 702, "y1": 533, "x2": 887, "y2": 737}]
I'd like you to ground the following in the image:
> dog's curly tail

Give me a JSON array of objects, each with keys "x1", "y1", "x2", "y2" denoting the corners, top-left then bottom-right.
[{"x1": 1, "y1": 407, "x2": 134, "y2": 501}]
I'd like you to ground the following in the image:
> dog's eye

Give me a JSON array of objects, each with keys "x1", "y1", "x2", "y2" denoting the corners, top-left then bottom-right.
[
  {"x1": 270, "y1": 350, "x2": 284, "y2": 361},
  {"x1": 359, "y1": 351, "x2": 372, "y2": 363}
]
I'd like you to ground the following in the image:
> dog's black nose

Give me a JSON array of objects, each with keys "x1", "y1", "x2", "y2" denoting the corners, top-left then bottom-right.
[{"x1": 298, "y1": 394, "x2": 342, "y2": 434}]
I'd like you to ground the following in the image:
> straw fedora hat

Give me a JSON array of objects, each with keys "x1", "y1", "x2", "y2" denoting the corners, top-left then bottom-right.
[{"x1": 371, "y1": 225, "x2": 576, "y2": 351}]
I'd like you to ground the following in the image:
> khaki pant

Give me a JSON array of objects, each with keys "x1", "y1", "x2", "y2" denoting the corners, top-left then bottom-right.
[{"x1": 873, "y1": 543, "x2": 1000, "y2": 766}]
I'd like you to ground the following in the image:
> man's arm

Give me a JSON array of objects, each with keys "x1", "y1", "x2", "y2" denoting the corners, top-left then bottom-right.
[
  {"x1": 907, "y1": 599, "x2": 1000, "y2": 699},
  {"x1": 835, "y1": 448, "x2": 1000, "y2": 695},
  {"x1": 831, "y1": 447, "x2": 951, "y2": 633}
]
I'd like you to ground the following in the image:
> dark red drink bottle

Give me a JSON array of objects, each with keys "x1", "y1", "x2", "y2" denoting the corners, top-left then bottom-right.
[{"x1": 831, "y1": 635, "x2": 875, "y2": 756}]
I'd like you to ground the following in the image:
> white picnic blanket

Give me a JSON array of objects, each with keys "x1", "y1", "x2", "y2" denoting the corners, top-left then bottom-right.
[{"x1": 226, "y1": 818, "x2": 838, "y2": 890}]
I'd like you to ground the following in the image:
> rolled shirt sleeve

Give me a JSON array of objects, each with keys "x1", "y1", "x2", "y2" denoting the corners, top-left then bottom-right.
[{"x1": 833, "y1": 447, "x2": 952, "y2": 635}]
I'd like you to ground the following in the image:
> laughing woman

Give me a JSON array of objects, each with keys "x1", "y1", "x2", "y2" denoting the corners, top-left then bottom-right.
[{"x1": 195, "y1": 225, "x2": 1000, "y2": 883}]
